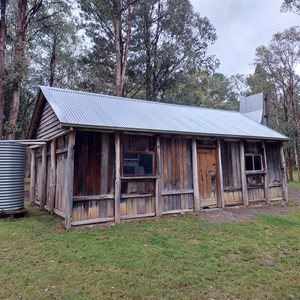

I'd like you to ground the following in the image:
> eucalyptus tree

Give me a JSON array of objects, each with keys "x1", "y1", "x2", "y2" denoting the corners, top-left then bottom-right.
[
  {"x1": 254, "y1": 27, "x2": 300, "y2": 180},
  {"x1": 0, "y1": 0, "x2": 6, "y2": 138},
  {"x1": 5, "y1": 0, "x2": 44, "y2": 139},
  {"x1": 78, "y1": 0, "x2": 137, "y2": 96},
  {"x1": 281, "y1": 0, "x2": 300, "y2": 14},
  {"x1": 77, "y1": 0, "x2": 218, "y2": 100},
  {"x1": 246, "y1": 64, "x2": 282, "y2": 130},
  {"x1": 31, "y1": 0, "x2": 80, "y2": 88},
  {"x1": 128, "y1": 0, "x2": 218, "y2": 101},
  {"x1": 255, "y1": 27, "x2": 300, "y2": 137},
  {"x1": 0, "y1": 0, "x2": 79, "y2": 139}
]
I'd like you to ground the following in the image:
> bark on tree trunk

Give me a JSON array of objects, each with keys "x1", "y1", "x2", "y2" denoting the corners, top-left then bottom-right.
[
  {"x1": 113, "y1": 0, "x2": 132, "y2": 97},
  {"x1": 0, "y1": 0, "x2": 6, "y2": 139},
  {"x1": 152, "y1": 0, "x2": 161, "y2": 101},
  {"x1": 49, "y1": 32, "x2": 57, "y2": 87},
  {"x1": 120, "y1": 2, "x2": 131, "y2": 94},
  {"x1": 113, "y1": 0, "x2": 122, "y2": 97},
  {"x1": 287, "y1": 147, "x2": 293, "y2": 182},
  {"x1": 295, "y1": 141, "x2": 300, "y2": 182},
  {"x1": 145, "y1": 12, "x2": 152, "y2": 100},
  {"x1": 6, "y1": 0, "x2": 27, "y2": 140},
  {"x1": 6, "y1": 0, "x2": 42, "y2": 139}
]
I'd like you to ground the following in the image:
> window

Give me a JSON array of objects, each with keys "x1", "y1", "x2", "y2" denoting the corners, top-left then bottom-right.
[
  {"x1": 122, "y1": 135, "x2": 155, "y2": 177},
  {"x1": 245, "y1": 154, "x2": 263, "y2": 171}
]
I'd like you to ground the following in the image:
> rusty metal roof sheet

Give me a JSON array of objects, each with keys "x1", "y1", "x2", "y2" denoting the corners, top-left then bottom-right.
[{"x1": 39, "y1": 86, "x2": 288, "y2": 141}]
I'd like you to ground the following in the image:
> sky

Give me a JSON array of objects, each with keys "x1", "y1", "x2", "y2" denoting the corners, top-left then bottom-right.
[{"x1": 190, "y1": 0, "x2": 299, "y2": 77}]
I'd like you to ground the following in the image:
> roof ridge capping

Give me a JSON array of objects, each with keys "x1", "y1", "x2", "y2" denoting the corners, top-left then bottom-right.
[{"x1": 39, "y1": 85, "x2": 241, "y2": 114}]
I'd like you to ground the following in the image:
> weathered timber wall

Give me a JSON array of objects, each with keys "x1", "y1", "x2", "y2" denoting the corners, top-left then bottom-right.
[
  {"x1": 31, "y1": 129, "x2": 287, "y2": 226},
  {"x1": 120, "y1": 179, "x2": 155, "y2": 218},
  {"x1": 34, "y1": 136, "x2": 69, "y2": 214},
  {"x1": 248, "y1": 188, "x2": 265, "y2": 202},
  {"x1": 46, "y1": 145, "x2": 51, "y2": 207},
  {"x1": 160, "y1": 137, "x2": 193, "y2": 213},
  {"x1": 52, "y1": 135, "x2": 69, "y2": 214},
  {"x1": 72, "y1": 131, "x2": 115, "y2": 222},
  {"x1": 55, "y1": 149, "x2": 68, "y2": 213},
  {"x1": 35, "y1": 101, "x2": 65, "y2": 139},
  {"x1": 266, "y1": 142, "x2": 283, "y2": 200},
  {"x1": 34, "y1": 148, "x2": 42, "y2": 203},
  {"x1": 244, "y1": 141, "x2": 266, "y2": 203},
  {"x1": 221, "y1": 141, "x2": 243, "y2": 205}
]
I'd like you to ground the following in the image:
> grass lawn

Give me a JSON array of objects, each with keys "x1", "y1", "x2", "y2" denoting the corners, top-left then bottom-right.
[
  {"x1": 288, "y1": 170, "x2": 300, "y2": 188},
  {"x1": 1, "y1": 205, "x2": 300, "y2": 300}
]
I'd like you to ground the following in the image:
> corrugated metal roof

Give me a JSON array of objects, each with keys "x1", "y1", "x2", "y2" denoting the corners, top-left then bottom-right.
[{"x1": 39, "y1": 86, "x2": 288, "y2": 141}]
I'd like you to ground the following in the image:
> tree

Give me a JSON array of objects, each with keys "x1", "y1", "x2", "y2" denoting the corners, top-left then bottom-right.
[
  {"x1": 160, "y1": 71, "x2": 240, "y2": 111},
  {"x1": 0, "y1": 0, "x2": 6, "y2": 139},
  {"x1": 5, "y1": 0, "x2": 43, "y2": 139},
  {"x1": 247, "y1": 64, "x2": 282, "y2": 130},
  {"x1": 254, "y1": 27, "x2": 300, "y2": 181},
  {"x1": 0, "y1": 0, "x2": 79, "y2": 139},
  {"x1": 78, "y1": 0, "x2": 218, "y2": 100},
  {"x1": 281, "y1": 0, "x2": 300, "y2": 15},
  {"x1": 128, "y1": 0, "x2": 218, "y2": 100},
  {"x1": 31, "y1": 1, "x2": 80, "y2": 88},
  {"x1": 78, "y1": 0, "x2": 136, "y2": 96}
]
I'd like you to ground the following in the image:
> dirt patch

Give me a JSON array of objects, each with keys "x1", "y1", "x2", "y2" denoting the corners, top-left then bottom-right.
[{"x1": 195, "y1": 188, "x2": 300, "y2": 223}]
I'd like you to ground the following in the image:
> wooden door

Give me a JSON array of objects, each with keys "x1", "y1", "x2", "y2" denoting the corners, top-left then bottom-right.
[{"x1": 197, "y1": 148, "x2": 217, "y2": 207}]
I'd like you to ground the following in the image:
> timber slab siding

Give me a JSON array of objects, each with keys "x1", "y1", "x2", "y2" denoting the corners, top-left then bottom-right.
[
  {"x1": 29, "y1": 131, "x2": 288, "y2": 227},
  {"x1": 34, "y1": 100, "x2": 65, "y2": 139}
]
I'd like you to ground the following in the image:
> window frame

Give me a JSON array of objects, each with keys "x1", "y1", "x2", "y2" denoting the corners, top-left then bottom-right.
[
  {"x1": 121, "y1": 134, "x2": 156, "y2": 177},
  {"x1": 245, "y1": 154, "x2": 264, "y2": 172}
]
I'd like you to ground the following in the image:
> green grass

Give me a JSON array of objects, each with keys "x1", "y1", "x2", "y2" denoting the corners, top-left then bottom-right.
[
  {"x1": 288, "y1": 169, "x2": 300, "y2": 188},
  {"x1": 1, "y1": 206, "x2": 300, "y2": 300}
]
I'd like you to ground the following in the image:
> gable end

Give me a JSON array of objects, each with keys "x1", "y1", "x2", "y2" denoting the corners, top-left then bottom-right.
[{"x1": 28, "y1": 93, "x2": 65, "y2": 139}]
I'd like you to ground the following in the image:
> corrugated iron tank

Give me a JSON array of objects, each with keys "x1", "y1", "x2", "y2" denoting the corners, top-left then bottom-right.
[{"x1": 0, "y1": 141, "x2": 25, "y2": 211}]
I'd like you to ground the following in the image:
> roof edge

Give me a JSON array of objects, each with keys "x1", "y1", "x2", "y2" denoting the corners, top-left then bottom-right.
[{"x1": 61, "y1": 122, "x2": 289, "y2": 141}]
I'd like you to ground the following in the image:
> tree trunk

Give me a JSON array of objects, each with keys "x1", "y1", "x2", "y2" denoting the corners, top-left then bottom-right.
[
  {"x1": 0, "y1": 0, "x2": 6, "y2": 139},
  {"x1": 113, "y1": 0, "x2": 122, "y2": 97},
  {"x1": 113, "y1": 0, "x2": 132, "y2": 97},
  {"x1": 144, "y1": 3, "x2": 152, "y2": 100},
  {"x1": 290, "y1": 90, "x2": 300, "y2": 148},
  {"x1": 6, "y1": 0, "x2": 27, "y2": 140},
  {"x1": 295, "y1": 140, "x2": 300, "y2": 182},
  {"x1": 152, "y1": 0, "x2": 161, "y2": 101},
  {"x1": 6, "y1": 0, "x2": 42, "y2": 139},
  {"x1": 287, "y1": 146, "x2": 293, "y2": 182},
  {"x1": 120, "y1": 0, "x2": 131, "y2": 96},
  {"x1": 49, "y1": 32, "x2": 57, "y2": 87}
]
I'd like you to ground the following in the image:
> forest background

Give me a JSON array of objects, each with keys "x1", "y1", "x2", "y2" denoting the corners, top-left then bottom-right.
[{"x1": 0, "y1": 0, "x2": 299, "y2": 181}]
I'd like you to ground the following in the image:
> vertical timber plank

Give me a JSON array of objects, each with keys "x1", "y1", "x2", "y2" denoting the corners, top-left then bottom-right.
[
  {"x1": 280, "y1": 143, "x2": 289, "y2": 203},
  {"x1": 115, "y1": 132, "x2": 121, "y2": 223},
  {"x1": 101, "y1": 133, "x2": 109, "y2": 194},
  {"x1": 40, "y1": 145, "x2": 47, "y2": 210},
  {"x1": 101, "y1": 133, "x2": 109, "y2": 218},
  {"x1": 239, "y1": 140, "x2": 248, "y2": 206},
  {"x1": 217, "y1": 139, "x2": 225, "y2": 208},
  {"x1": 30, "y1": 149, "x2": 36, "y2": 205},
  {"x1": 155, "y1": 136, "x2": 162, "y2": 216},
  {"x1": 262, "y1": 142, "x2": 270, "y2": 204},
  {"x1": 65, "y1": 131, "x2": 76, "y2": 228},
  {"x1": 49, "y1": 139, "x2": 56, "y2": 213},
  {"x1": 192, "y1": 138, "x2": 200, "y2": 211}
]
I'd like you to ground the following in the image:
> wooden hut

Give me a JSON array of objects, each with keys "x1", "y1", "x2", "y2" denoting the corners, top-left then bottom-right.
[{"x1": 27, "y1": 87, "x2": 288, "y2": 228}]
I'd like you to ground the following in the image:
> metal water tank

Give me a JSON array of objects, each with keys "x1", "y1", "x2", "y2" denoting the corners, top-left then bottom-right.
[{"x1": 0, "y1": 141, "x2": 25, "y2": 211}]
